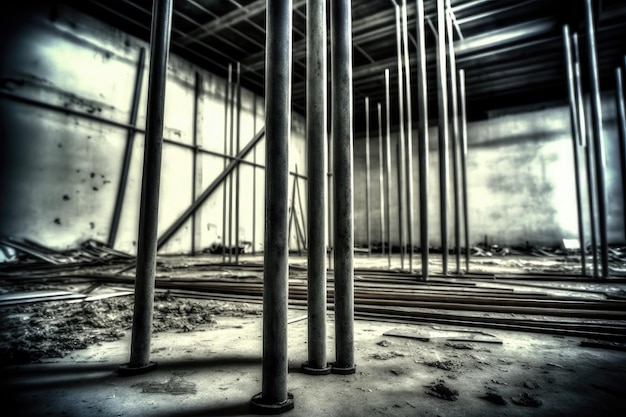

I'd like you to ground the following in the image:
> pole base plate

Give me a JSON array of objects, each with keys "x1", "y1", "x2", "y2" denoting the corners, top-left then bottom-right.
[
  {"x1": 118, "y1": 361, "x2": 157, "y2": 376},
  {"x1": 331, "y1": 363, "x2": 356, "y2": 375},
  {"x1": 250, "y1": 392, "x2": 294, "y2": 415},
  {"x1": 301, "y1": 362, "x2": 332, "y2": 375}
]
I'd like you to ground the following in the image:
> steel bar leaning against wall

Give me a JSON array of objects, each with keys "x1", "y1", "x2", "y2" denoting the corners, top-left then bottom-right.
[
  {"x1": 250, "y1": 0, "x2": 294, "y2": 412},
  {"x1": 119, "y1": 0, "x2": 173, "y2": 376}
]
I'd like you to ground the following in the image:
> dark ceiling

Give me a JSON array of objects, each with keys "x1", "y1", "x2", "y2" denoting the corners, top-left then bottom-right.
[{"x1": 64, "y1": 0, "x2": 626, "y2": 135}]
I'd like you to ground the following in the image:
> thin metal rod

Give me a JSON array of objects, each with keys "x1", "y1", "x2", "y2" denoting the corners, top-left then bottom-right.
[
  {"x1": 235, "y1": 62, "x2": 242, "y2": 263},
  {"x1": 127, "y1": 0, "x2": 173, "y2": 369},
  {"x1": 378, "y1": 103, "x2": 385, "y2": 258},
  {"x1": 228, "y1": 62, "x2": 238, "y2": 263},
  {"x1": 573, "y1": 33, "x2": 597, "y2": 276},
  {"x1": 157, "y1": 129, "x2": 265, "y2": 249},
  {"x1": 365, "y1": 97, "x2": 372, "y2": 256},
  {"x1": 255, "y1": 0, "x2": 292, "y2": 407},
  {"x1": 615, "y1": 67, "x2": 626, "y2": 242},
  {"x1": 446, "y1": 0, "x2": 461, "y2": 274},
  {"x1": 331, "y1": 0, "x2": 355, "y2": 373},
  {"x1": 222, "y1": 64, "x2": 232, "y2": 263},
  {"x1": 401, "y1": 0, "x2": 414, "y2": 272},
  {"x1": 394, "y1": 5, "x2": 406, "y2": 270},
  {"x1": 109, "y1": 48, "x2": 146, "y2": 249},
  {"x1": 563, "y1": 25, "x2": 587, "y2": 277},
  {"x1": 385, "y1": 69, "x2": 393, "y2": 270},
  {"x1": 191, "y1": 71, "x2": 201, "y2": 256},
  {"x1": 584, "y1": 0, "x2": 609, "y2": 278},
  {"x1": 295, "y1": 169, "x2": 307, "y2": 249},
  {"x1": 416, "y1": 0, "x2": 430, "y2": 280},
  {"x1": 458, "y1": 69, "x2": 470, "y2": 273},
  {"x1": 302, "y1": 0, "x2": 330, "y2": 373},
  {"x1": 436, "y1": 0, "x2": 450, "y2": 276},
  {"x1": 252, "y1": 97, "x2": 257, "y2": 255}
]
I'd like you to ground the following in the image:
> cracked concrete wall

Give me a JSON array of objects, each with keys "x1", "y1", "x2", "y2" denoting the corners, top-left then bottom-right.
[
  {"x1": 0, "y1": 3, "x2": 306, "y2": 255},
  {"x1": 354, "y1": 100, "x2": 625, "y2": 249}
]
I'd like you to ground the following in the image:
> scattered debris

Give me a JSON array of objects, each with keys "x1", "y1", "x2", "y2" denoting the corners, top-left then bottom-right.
[
  {"x1": 424, "y1": 360, "x2": 461, "y2": 372},
  {"x1": 425, "y1": 380, "x2": 459, "y2": 401},
  {"x1": 389, "y1": 368, "x2": 405, "y2": 376},
  {"x1": 546, "y1": 362, "x2": 564, "y2": 369},
  {"x1": 511, "y1": 393, "x2": 542, "y2": 407},
  {"x1": 524, "y1": 381, "x2": 540, "y2": 389},
  {"x1": 480, "y1": 391, "x2": 507, "y2": 405},
  {"x1": 445, "y1": 342, "x2": 474, "y2": 350},
  {"x1": 133, "y1": 376, "x2": 197, "y2": 395},
  {"x1": 371, "y1": 351, "x2": 405, "y2": 360},
  {"x1": 377, "y1": 340, "x2": 390, "y2": 347}
]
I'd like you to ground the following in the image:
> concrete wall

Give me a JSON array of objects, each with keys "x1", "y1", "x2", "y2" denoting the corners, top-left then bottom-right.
[
  {"x1": 354, "y1": 98, "x2": 625, "y2": 248},
  {"x1": 0, "y1": 3, "x2": 307, "y2": 255}
]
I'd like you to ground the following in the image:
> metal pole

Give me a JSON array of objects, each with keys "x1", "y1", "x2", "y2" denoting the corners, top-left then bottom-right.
[
  {"x1": 446, "y1": 0, "x2": 461, "y2": 274},
  {"x1": 394, "y1": 4, "x2": 406, "y2": 270},
  {"x1": 436, "y1": 0, "x2": 450, "y2": 276},
  {"x1": 228, "y1": 62, "x2": 238, "y2": 263},
  {"x1": 385, "y1": 69, "x2": 393, "y2": 270},
  {"x1": 573, "y1": 33, "x2": 598, "y2": 277},
  {"x1": 191, "y1": 71, "x2": 201, "y2": 256},
  {"x1": 222, "y1": 64, "x2": 232, "y2": 264},
  {"x1": 416, "y1": 0, "x2": 430, "y2": 280},
  {"x1": 235, "y1": 62, "x2": 242, "y2": 263},
  {"x1": 365, "y1": 97, "x2": 372, "y2": 256},
  {"x1": 563, "y1": 25, "x2": 587, "y2": 277},
  {"x1": 584, "y1": 0, "x2": 609, "y2": 278},
  {"x1": 401, "y1": 0, "x2": 414, "y2": 273},
  {"x1": 458, "y1": 69, "x2": 470, "y2": 273},
  {"x1": 109, "y1": 47, "x2": 145, "y2": 249},
  {"x1": 615, "y1": 67, "x2": 626, "y2": 242},
  {"x1": 252, "y1": 97, "x2": 257, "y2": 255},
  {"x1": 120, "y1": 0, "x2": 172, "y2": 375},
  {"x1": 331, "y1": 0, "x2": 355, "y2": 375},
  {"x1": 378, "y1": 103, "x2": 385, "y2": 258},
  {"x1": 250, "y1": 0, "x2": 294, "y2": 411}
]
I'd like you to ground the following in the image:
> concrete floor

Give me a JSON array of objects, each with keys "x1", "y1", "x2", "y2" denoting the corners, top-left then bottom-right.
[{"x1": 3, "y1": 312, "x2": 626, "y2": 417}]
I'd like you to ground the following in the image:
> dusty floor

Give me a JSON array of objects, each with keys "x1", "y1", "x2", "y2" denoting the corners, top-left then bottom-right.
[{"x1": 2, "y1": 253, "x2": 626, "y2": 416}]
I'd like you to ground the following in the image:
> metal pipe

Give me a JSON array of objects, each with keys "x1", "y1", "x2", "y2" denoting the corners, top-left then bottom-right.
[
  {"x1": 228, "y1": 62, "x2": 238, "y2": 263},
  {"x1": 222, "y1": 64, "x2": 232, "y2": 264},
  {"x1": 394, "y1": 4, "x2": 406, "y2": 270},
  {"x1": 446, "y1": 0, "x2": 461, "y2": 274},
  {"x1": 331, "y1": 0, "x2": 355, "y2": 375},
  {"x1": 191, "y1": 71, "x2": 201, "y2": 255},
  {"x1": 573, "y1": 33, "x2": 597, "y2": 276},
  {"x1": 365, "y1": 97, "x2": 372, "y2": 256},
  {"x1": 109, "y1": 47, "x2": 146, "y2": 249},
  {"x1": 615, "y1": 67, "x2": 626, "y2": 243},
  {"x1": 295, "y1": 167, "x2": 307, "y2": 250},
  {"x1": 250, "y1": 0, "x2": 294, "y2": 411},
  {"x1": 121, "y1": 0, "x2": 172, "y2": 375},
  {"x1": 385, "y1": 69, "x2": 393, "y2": 270},
  {"x1": 401, "y1": 0, "x2": 414, "y2": 272},
  {"x1": 378, "y1": 103, "x2": 385, "y2": 258},
  {"x1": 416, "y1": 0, "x2": 429, "y2": 280},
  {"x1": 584, "y1": 0, "x2": 609, "y2": 278},
  {"x1": 252, "y1": 97, "x2": 257, "y2": 255},
  {"x1": 235, "y1": 62, "x2": 242, "y2": 263},
  {"x1": 563, "y1": 25, "x2": 587, "y2": 277},
  {"x1": 436, "y1": 0, "x2": 450, "y2": 276},
  {"x1": 458, "y1": 69, "x2": 470, "y2": 273}
]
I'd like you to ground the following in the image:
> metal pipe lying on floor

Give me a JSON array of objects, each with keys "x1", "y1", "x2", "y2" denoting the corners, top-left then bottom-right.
[
  {"x1": 331, "y1": 0, "x2": 356, "y2": 375},
  {"x1": 302, "y1": 0, "x2": 331, "y2": 375},
  {"x1": 563, "y1": 25, "x2": 587, "y2": 277},
  {"x1": 250, "y1": 0, "x2": 294, "y2": 412},
  {"x1": 120, "y1": 0, "x2": 173, "y2": 376}
]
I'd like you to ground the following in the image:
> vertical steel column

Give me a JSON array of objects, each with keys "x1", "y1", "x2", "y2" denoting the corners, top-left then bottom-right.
[
  {"x1": 394, "y1": 5, "x2": 406, "y2": 270},
  {"x1": 615, "y1": 68, "x2": 626, "y2": 242},
  {"x1": 222, "y1": 64, "x2": 232, "y2": 264},
  {"x1": 458, "y1": 69, "x2": 470, "y2": 273},
  {"x1": 331, "y1": 0, "x2": 356, "y2": 375},
  {"x1": 191, "y1": 72, "x2": 201, "y2": 255},
  {"x1": 416, "y1": 0, "x2": 429, "y2": 280},
  {"x1": 252, "y1": 97, "x2": 257, "y2": 255},
  {"x1": 446, "y1": 1, "x2": 461, "y2": 274},
  {"x1": 574, "y1": 33, "x2": 598, "y2": 276},
  {"x1": 584, "y1": 0, "x2": 609, "y2": 278},
  {"x1": 302, "y1": 0, "x2": 330, "y2": 370},
  {"x1": 436, "y1": 0, "x2": 450, "y2": 276},
  {"x1": 250, "y1": 0, "x2": 294, "y2": 412},
  {"x1": 378, "y1": 103, "x2": 386, "y2": 257},
  {"x1": 401, "y1": 0, "x2": 415, "y2": 272},
  {"x1": 109, "y1": 47, "x2": 146, "y2": 249},
  {"x1": 563, "y1": 25, "x2": 587, "y2": 276},
  {"x1": 235, "y1": 62, "x2": 242, "y2": 263},
  {"x1": 119, "y1": 0, "x2": 172, "y2": 375},
  {"x1": 365, "y1": 97, "x2": 372, "y2": 256},
  {"x1": 385, "y1": 69, "x2": 393, "y2": 270}
]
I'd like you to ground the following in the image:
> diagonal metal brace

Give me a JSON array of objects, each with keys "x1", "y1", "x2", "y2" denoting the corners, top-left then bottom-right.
[{"x1": 157, "y1": 127, "x2": 265, "y2": 250}]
